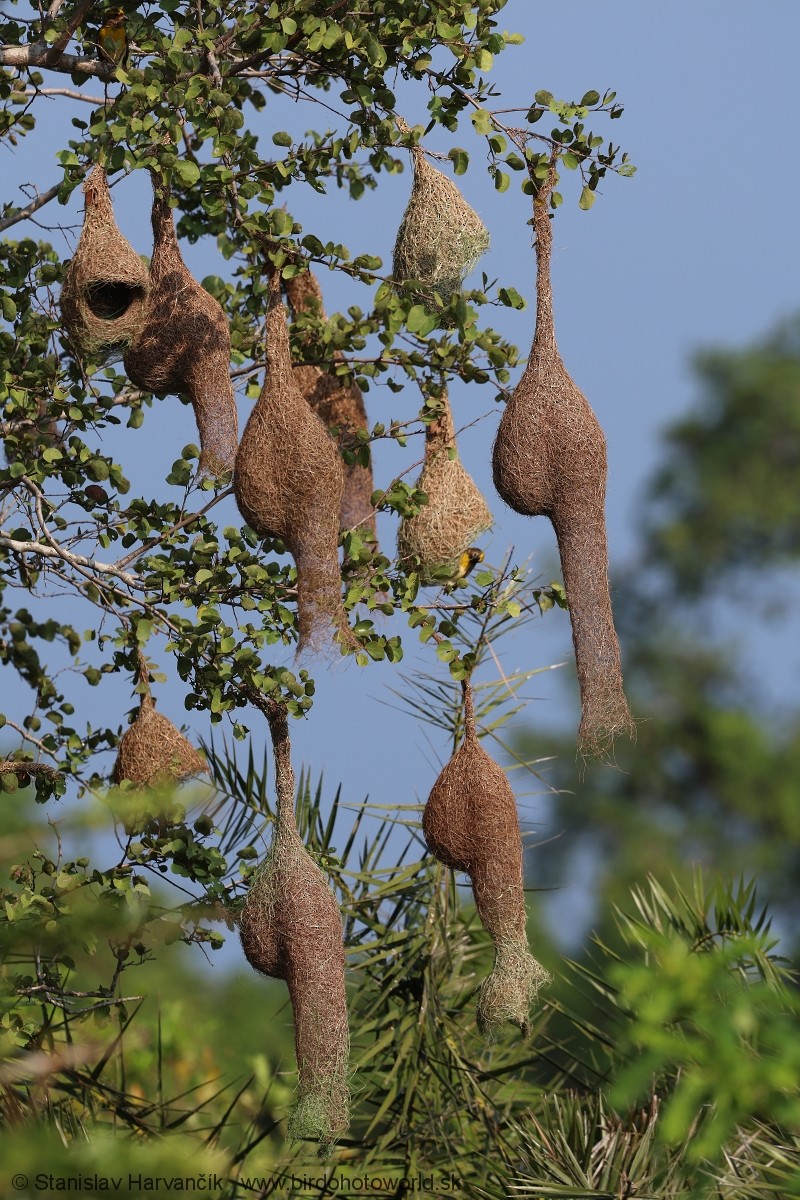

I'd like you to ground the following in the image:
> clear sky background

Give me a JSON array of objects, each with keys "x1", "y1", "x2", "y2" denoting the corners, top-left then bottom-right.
[{"x1": 3, "y1": 1, "x2": 799, "y2": 957}]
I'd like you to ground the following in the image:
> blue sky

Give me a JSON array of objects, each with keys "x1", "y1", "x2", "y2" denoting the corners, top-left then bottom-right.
[{"x1": 2, "y1": 1, "x2": 799, "y2": 952}]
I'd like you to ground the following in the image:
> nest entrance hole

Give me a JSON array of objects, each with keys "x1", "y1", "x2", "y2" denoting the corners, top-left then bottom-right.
[{"x1": 85, "y1": 280, "x2": 146, "y2": 321}]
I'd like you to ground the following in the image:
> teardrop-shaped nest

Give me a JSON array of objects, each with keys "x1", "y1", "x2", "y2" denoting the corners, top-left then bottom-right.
[
  {"x1": 397, "y1": 390, "x2": 491, "y2": 582},
  {"x1": 492, "y1": 166, "x2": 634, "y2": 758},
  {"x1": 239, "y1": 713, "x2": 349, "y2": 1153},
  {"x1": 113, "y1": 694, "x2": 208, "y2": 787},
  {"x1": 393, "y1": 147, "x2": 489, "y2": 306},
  {"x1": 283, "y1": 269, "x2": 376, "y2": 539},
  {"x1": 234, "y1": 266, "x2": 358, "y2": 655},
  {"x1": 60, "y1": 165, "x2": 149, "y2": 362},
  {"x1": 423, "y1": 685, "x2": 550, "y2": 1036},
  {"x1": 123, "y1": 175, "x2": 238, "y2": 478}
]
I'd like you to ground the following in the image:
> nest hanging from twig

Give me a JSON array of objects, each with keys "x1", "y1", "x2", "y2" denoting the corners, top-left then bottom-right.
[
  {"x1": 239, "y1": 706, "x2": 350, "y2": 1152},
  {"x1": 283, "y1": 268, "x2": 376, "y2": 539},
  {"x1": 491, "y1": 160, "x2": 634, "y2": 759},
  {"x1": 113, "y1": 654, "x2": 207, "y2": 787},
  {"x1": 234, "y1": 263, "x2": 358, "y2": 655},
  {"x1": 122, "y1": 174, "x2": 238, "y2": 478},
  {"x1": 423, "y1": 681, "x2": 550, "y2": 1037},
  {"x1": 60, "y1": 165, "x2": 149, "y2": 362},
  {"x1": 397, "y1": 388, "x2": 492, "y2": 582},
  {"x1": 392, "y1": 137, "x2": 489, "y2": 307}
]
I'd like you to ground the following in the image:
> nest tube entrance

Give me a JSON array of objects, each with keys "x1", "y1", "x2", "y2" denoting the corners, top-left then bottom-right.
[
  {"x1": 238, "y1": 706, "x2": 350, "y2": 1152},
  {"x1": 491, "y1": 158, "x2": 634, "y2": 758},
  {"x1": 122, "y1": 174, "x2": 238, "y2": 478},
  {"x1": 59, "y1": 165, "x2": 149, "y2": 362},
  {"x1": 396, "y1": 387, "x2": 492, "y2": 583},
  {"x1": 234, "y1": 263, "x2": 358, "y2": 656},
  {"x1": 283, "y1": 268, "x2": 377, "y2": 541},
  {"x1": 422, "y1": 681, "x2": 550, "y2": 1037}
]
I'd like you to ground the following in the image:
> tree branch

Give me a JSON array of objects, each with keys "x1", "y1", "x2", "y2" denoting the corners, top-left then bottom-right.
[
  {"x1": 0, "y1": 42, "x2": 116, "y2": 81},
  {"x1": 0, "y1": 180, "x2": 65, "y2": 235}
]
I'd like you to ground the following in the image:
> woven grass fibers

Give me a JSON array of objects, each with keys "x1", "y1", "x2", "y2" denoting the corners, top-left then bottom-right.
[
  {"x1": 234, "y1": 266, "x2": 358, "y2": 655},
  {"x1": 397, "y1": 389, "x2": 491, "y2": 583},
  {"x1": 392, "y1": 144, "x2": 489, "y2": 307},
  {"x1": 113, "y1": 695, "x2": 207, "y2": 787},
  {"x1": 122, "y1": 176, "x2": 238, "y2": 478},
  {"x1": 60, "y1": 165, "x2": 149, "y2": 362},
  {"x1": 491, "y1": 165, "x2": 634, "y2": 759},
  {"x1": 239, "y1": 711, "x2": 349, "y2": 1152},
  {"x1": 423, "y1": 682, "x2": 550, "y2": 1037},
  {"x1": 283, "y1": 269, "x2": 376, "y2": 539}
]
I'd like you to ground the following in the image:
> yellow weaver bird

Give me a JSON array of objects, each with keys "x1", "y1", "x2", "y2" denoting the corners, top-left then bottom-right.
[
  {"x1": 98, "y1": 6, "x2": 128, "y2": 64},
  {"x1": 441, "y1": 546, "x2": 484, "y2": 591}
]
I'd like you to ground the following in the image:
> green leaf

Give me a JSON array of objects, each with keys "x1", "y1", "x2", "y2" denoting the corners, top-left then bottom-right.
[
  {"x1": 272, "y1": 131, "x2": 292, "y2": 148},
  {"x1": 470, "y1": 108, "x2": 492, "y2": 136},
  {"x1": 579, "y1": 184, "x2": 596, "y2": 211},
  {"x1": 174, "y1": 160, "x2": 201, "y2": 187},
  {"x1": 581, "y1": 90, "x2": 601, "y2": 106},
  {"x1": 448, "y1": 147, "x2": 469, "y2": 176}
]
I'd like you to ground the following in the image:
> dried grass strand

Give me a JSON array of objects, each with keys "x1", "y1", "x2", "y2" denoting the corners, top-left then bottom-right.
[{"x1": 491, "y1": 163, "x2": 634, "y2": 758}]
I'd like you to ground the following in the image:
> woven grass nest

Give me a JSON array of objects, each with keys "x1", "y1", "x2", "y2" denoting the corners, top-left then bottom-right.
[
  {"x1": 283, "y1": 268, "x2": 376, "y2": 540},
  {"x1": 113, "y1": 656, "x2": 207, "y2": 787},
  {"x1": 397, "y1": 387, "x2": 492, "y2": 583},
  {"x1": 234, "y1": 263, "x2": 358, "y2": 656},
  {"x1": 60, "y1": 165, "x2": 149, "y2": 363},
  {"x1": 239, "y1": 709, "x2": 349, "y2": 1152},
  {"x1": 422, "y1": 681, "x2": 550, "y2": 1038},
  {"x1": 491, "y1": 161, "x2": 634, "y2": 759},
  {"x1": 122, "y1": 174, "x2": 238, "y2": 479},
  {"x1": 392, "y1": 130, "x2": 489, "y2": 307}
]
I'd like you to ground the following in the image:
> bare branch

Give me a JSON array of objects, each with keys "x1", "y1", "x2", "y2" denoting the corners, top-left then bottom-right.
[
  {"x1": 0, "y1": 42, "x2": 116, "y2": 80},
  {"x1": 20, "y1": 86, "x2": 105, "y2": 103},
  {"x1": 0, "y1": 180, "x2": 65, "y2": 235}
]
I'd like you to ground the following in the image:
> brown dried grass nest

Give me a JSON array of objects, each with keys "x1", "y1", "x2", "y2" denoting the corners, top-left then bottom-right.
[
  {"x1": 283, "y1": 268, "x2": 376, "y2": 540},
  {"x1": 122, "y1": 174, "x2": 238, "y2": 478},
  {"x1": 113, "y1": 657, "x2": 207, "y2": 787},
  {"x1": 239, "y1": 707, "x2": 349, "y2": 1151},
  {"x1": 392, "y1": 137, "x2": 489, "y2": 307},
  {"x1": 60, "y1": 165, "x2": 149, "y2": 362},
  {"x1": 422, "y1": 681, "x2": 550, "y2": 1037},
  {"x1": 397, "y1": 388, "x2": 492, "y2": 583},
  {"x1": 491, "y1": 161, "x2": 634, "y2": 759},
  {"x1": 234, "y1": 263, "x2": 358, "y2": 656}
]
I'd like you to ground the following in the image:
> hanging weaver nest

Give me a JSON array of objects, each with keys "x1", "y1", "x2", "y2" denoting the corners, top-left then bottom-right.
[
  {"x1": 234, "y1": 264, "x2": 358, "y2": 656},
  {"x1": 491, "y1": 159, "x2": 634, "y2": 759},
  {"x1": 396, "y1": 387, "x2": 492, "y2": 583},
  {"x1": 60, "y1": 165, "x2": 149, "y2": 362},
  {"x1": 422, "y1": 681, "x2": 550, "y2": 1037},
  {"x1": 113, "y1": 653, "x2": 207, "y2": 787},
  {"x1": 283, "y1": 268, "x2": 376, "y2": 540},
  {"x1": 239, "y1": 706, "x2": 349, "y2": 1152},
  {"x1": 392, "y1": 128, "x2": 489, "y2": 307},
  {"x1": 122, "y1": 174, "x2": 238, "y2": 478}
]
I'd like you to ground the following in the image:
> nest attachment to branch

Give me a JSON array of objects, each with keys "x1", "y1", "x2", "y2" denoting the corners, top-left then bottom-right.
[
  {"x1": 397, "y1": 388, "x2": 491, "y2": 583},
  {"x1": 422, "y1": 682, "x2": 550, "y2": 1037},
  {"x1": 123, "y1": 174, "x2": 238, "y2": 478},
  {"x1": 491, "y1": 165, "x2": 634, "y2": 759},
  {"x1": 392, "y1": 145, "x2": 489, "y2": 307},
  {"x1": 60, "y1": 165, "x2": 149, "y2": 362}
]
